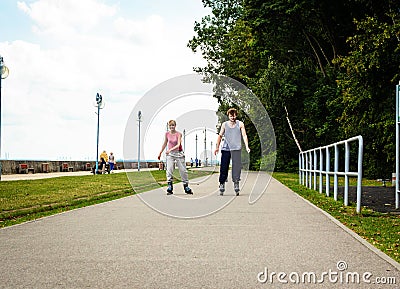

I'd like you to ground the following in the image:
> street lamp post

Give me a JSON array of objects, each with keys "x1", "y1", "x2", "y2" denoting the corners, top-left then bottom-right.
[
  {"x1": 137, "y1": 111, "x2": 142, "y2": 171},
  {"x1": 0, "y1": 56, "x2": 9, "y2": 181},
  {"x1": 165, "y1": 122, "x2": 168, "y2": 164},
  {"x1": 94, "y1": 93, "x2": 104, "y2": 174},
  {"x1": 195, "y1": 134, "x2": 198, "y2": 167},
  {"x1": 204, "y1": 127, "x2": 207, "y2": 166},
  {"x1": 183, "y1": 129, "x2": 186, "y2": 153},
  {"x1": 210, "y1": 141, "x2": 213, "y2": 166}
]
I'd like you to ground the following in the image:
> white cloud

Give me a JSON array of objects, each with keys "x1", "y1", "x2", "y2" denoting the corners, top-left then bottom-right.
[
  {"x1": 1, "y1": 0, "x2": 209, "y2": 160},
  {"x1": 17, "y1": 0, "x2": 117, "y2": 37},
  {"x1": 113, "y1": 14, "x2": 165, "y2": 44}
]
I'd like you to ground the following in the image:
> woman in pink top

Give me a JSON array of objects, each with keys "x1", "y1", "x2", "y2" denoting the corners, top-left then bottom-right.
[{"x1": 158, "y1": 120, "x2": 193, "y2": 195}]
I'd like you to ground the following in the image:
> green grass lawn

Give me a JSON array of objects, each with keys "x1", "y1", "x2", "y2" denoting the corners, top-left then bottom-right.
[
  {"x1": 0, "y1": 169, "x2": 210, "y2": 228},
  {"x1": 273, "y1": 172, "x2": 400, "y2": 263}
]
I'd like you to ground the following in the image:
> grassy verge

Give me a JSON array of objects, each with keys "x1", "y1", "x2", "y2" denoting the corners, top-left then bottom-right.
[
  {"x1": 0, "y1": 169, "x2": 211, "y2": 228},
  {"x1": 273, "y1": 172, "x2": 400, "y2": 263}
]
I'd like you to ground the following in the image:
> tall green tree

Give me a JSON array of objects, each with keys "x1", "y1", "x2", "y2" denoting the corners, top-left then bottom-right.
[
  {"x1": 334, "y1": 13, "x2": 400, "y2": 178},
  {"x1": 189, "y1": 0, "x2": 400, "y2": 178},
  {"x1": 188, "y1": 0, "x2": 243, "y2": 75}
]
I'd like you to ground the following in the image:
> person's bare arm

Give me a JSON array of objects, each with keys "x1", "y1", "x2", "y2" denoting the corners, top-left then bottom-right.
[
  {"x1": 214, "y1": 124, "x2": 225, "y2": 155},
  {"x1": 240, "y1": 122, "x2": 250, "y2": 153},
  {"x1": 158, "y1": 134, "x2": 168, "y2": 159}
]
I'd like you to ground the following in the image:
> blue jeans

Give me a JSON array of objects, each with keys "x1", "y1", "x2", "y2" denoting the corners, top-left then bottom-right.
[{"x1": 219, "y1": 150, "x2": 241, "y2": 184}]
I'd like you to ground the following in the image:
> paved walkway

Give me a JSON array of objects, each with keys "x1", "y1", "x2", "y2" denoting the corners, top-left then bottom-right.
[{"x1": 0, "y1": 171, "x2": 399, "y2": 288}]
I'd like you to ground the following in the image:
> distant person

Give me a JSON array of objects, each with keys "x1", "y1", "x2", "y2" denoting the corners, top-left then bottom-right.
[
  {"x1": 157, "y1": 120, "x2": 193, "y2": 195},
  {"x1": 195, "y1": 157, "x2": 198, "y2": 168},
  {"x1": 214, "y1": 108, "x2": 250, "y2": 196},
  {"x1": 108, "y1": 152, "x2": 115, "y2": 173},
  {"x1": 99, "y1": 150, "x2": 108, "y2": 174},
  {"x1": 99, "y1": 157, "x2": 107, "y2": 174},
  {"x1": 190, "y1": 158, "x2": 194, "y2": 167}
]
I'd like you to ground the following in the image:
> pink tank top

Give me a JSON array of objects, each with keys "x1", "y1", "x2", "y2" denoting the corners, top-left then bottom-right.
[{"x1": 166, "y1": 132, "x2": 182, "y2": 151}]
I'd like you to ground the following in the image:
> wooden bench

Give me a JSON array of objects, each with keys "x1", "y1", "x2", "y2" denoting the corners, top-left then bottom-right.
[
  {"x1": 41, "y1": 163, "x2": 50, "y2": 173},
  {"x1": 61, "y1": 163, "x2": 69, "y2": 172},
  {"x1": 84, "y1": 162, "x2": 92, "y2": 171},
  {"x1": 18, "y1": 164, "x2": 35, "y2": 174},
  {"x1": 19, "y1": 164, "x2": 28, "y2": 174}
]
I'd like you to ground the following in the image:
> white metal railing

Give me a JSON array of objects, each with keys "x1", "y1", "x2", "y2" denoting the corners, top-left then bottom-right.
[
  {"x1": 299, "y1": 136, "x2": 364, "y2": 213},
  {"x1": 396, "y1": 83, "x2": 400, "y2": 209}
]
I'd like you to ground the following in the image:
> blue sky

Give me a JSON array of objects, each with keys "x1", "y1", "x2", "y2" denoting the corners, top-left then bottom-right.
[{"x1": 0, "y1": 0, "x2": 219, "y2": 161}]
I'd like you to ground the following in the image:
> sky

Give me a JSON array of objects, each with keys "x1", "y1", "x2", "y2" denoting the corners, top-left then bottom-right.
[{"x1": 0, "y1": 0, "x2": 220, "y2": 161}]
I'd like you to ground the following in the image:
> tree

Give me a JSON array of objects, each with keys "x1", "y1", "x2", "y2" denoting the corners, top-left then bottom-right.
[
  {"x1": 189, "y1": 0, "x2": 400, "y2": 178},
  {"x1": 188, "y1": 0, "x2": 243, "y2": 75},
  {"x1": 334, "y1": 13, "x2": 400, "y2": 178}
]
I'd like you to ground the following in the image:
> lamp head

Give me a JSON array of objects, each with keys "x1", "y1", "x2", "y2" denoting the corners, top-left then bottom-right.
[
  {"x1": 0, "y1": 56, "x2": 9, "y2": 79},
  {"x1": 96, "y1": 93, "x2": 102, "y2": 104}
]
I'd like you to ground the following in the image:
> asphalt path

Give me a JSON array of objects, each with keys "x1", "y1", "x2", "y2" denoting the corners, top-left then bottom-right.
[{"x1": 0, "y1": 171, "x2": 399, "y2": 288}]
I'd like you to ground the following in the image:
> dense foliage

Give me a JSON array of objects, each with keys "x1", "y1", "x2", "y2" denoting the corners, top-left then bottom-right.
[{"x1": 188, "y1": 0, "x2": 400, "y2": 178}]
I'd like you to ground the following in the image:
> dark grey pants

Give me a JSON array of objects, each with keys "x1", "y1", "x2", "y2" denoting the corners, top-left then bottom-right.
[{"x1": 219, "y1": 150, "x2": 241, "y2": 183}]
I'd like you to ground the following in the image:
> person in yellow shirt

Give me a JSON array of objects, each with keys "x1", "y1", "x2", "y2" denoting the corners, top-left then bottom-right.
[{"x1": 99, "y1": 150, "x2": 108, "y2": 174}]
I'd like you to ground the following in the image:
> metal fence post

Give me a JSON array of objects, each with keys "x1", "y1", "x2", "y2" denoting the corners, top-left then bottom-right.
[
  {"x1": 319, "y1": 148, "x2": 323, "y2": 193},
  {"x1": 396, "y1": 84, "x2": 400, "y2": 209},
  {"x1": 308, "y1": 151, "x2": 312, "y2": 188},
  {"x1": 334, "y1": 144, "x2": 339, "y2": 201},
  {"x1": 325, "y1": 147, "x2": 330, "y2": 197},
  {"x1": 299, "y1": 154, "x2": 302, "y2": 185},
  {"x1": 313, "y1": 150, "x2": 317, "y2": 190},
  {"x1": 305, "y1": 152, "x2": 309, "y2": 188},
  {"x1": 356, "y1": 136, "x2": 364, "y2": 213},
  {"x1": 344, "y1": 140, "x2": 350, "y2": 206}
]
